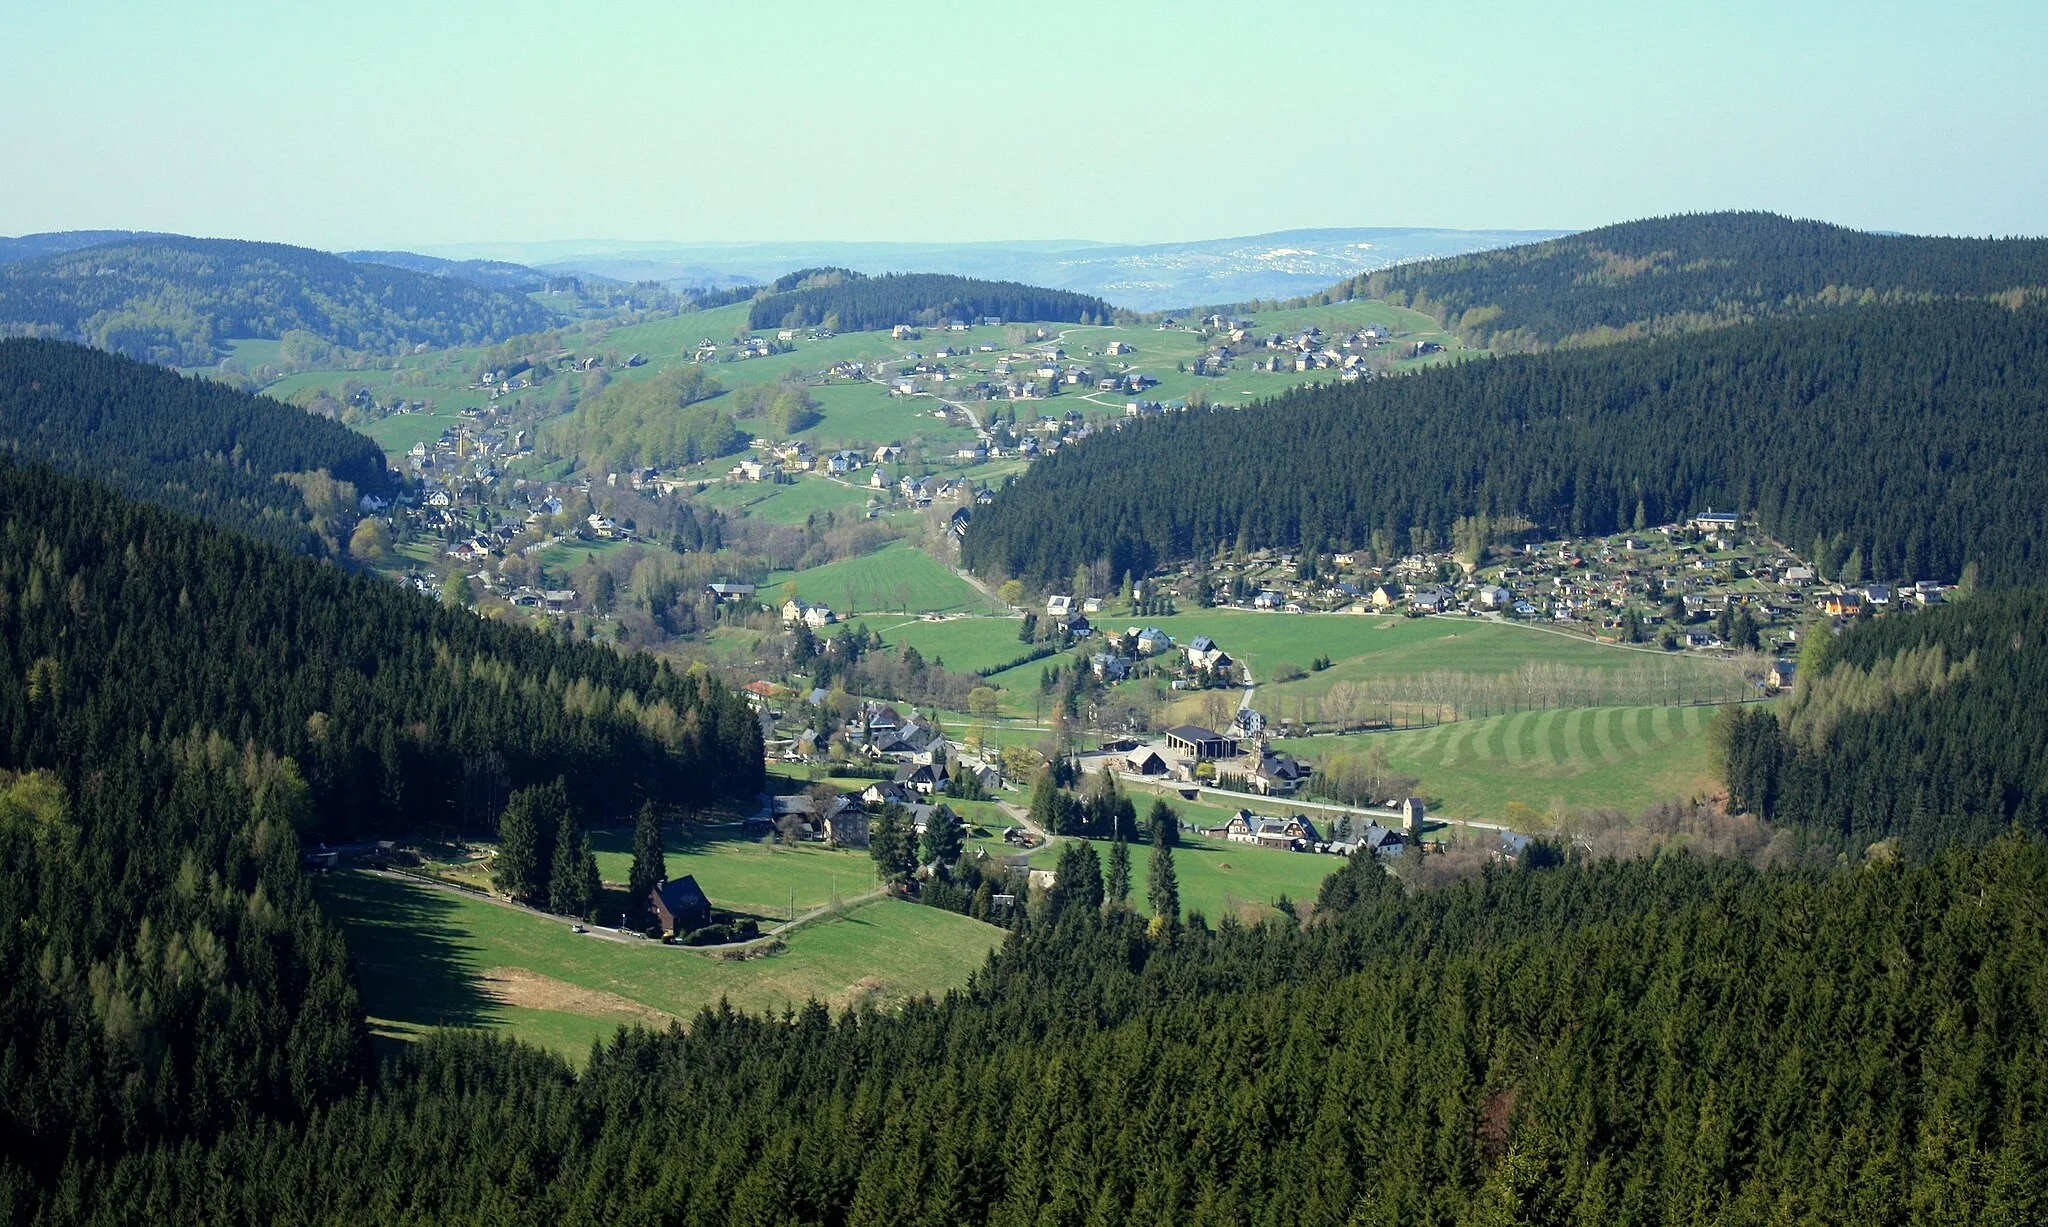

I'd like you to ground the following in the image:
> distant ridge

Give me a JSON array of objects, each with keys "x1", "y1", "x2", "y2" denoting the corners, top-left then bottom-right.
[
  {"x1": 339, "y1": 249, "x2": 555, "y2": 292},
  {"x1": 0, "y1": 229, "x2": 161, "y2": 265},
  {"x1": 0, "y1": 234, "x2": 561, "y2": 365},
  {"x1": 1333, "y1": 211, "x2": 2048, "y2": 350},
  {"x1": 416, "y1": 227, "x2": 1568, "y2": 311}
]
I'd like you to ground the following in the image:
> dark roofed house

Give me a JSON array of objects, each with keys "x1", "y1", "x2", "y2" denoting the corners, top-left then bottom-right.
[{"x1": 650, "y1": 876, "x2": 711, "y2": 936}]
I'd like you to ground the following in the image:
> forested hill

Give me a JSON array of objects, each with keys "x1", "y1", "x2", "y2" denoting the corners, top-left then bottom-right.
[
  {"x1": 963, "y1": 300, "x2": 2048, "y2": 588},
  {"x1": 30, "y1": 836, "x2": 2048, "y2": 1221},
  {"x1": 0, "y1": 457, "x2": 763, "y2": 835},
  {"x1": 745, "y1": 269, "x2": 1117, "y2": 331},
  {"x1": 0, "y1": 339, "x2": 386, "y2": 554},
  {"x1": 1331, "y1": 212, "x2": 2048, "y2": 351},
  {"x1": 338, "y1": 249, "x2": 552, "y2": 292},
  {"x1": 0, "y1": 229, "x2": 157, "y2": 265},
  {"x1": 0, "y1": 235, "x2": 561, "y2": 365},
  {"x1": 1718, "y1": 589, "x2": 2048, "y2": 855}
]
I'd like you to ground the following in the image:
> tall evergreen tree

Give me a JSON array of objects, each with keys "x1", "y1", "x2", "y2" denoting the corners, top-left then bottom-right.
[
  {"x1": 550, "y1": 809, "x2": 596, "y2": 919},
  {"x1": 1105, "y1": 834, "x2": 1130, "y2": 909},
  {"x1": 921, "y1": 804, "x2": 965, "y2": 867},
  {"x1": 493, "y1": 783, "x2": 556, "y2": 903},
  {"x1": 1148, "y1": 820, "x2": 1180, "y2": 924},
  {"x1": 1147, "y1": 798, "x2": 1181, "y2": 848},
  {"x1": 628, "y1": 802, "x2": 666, "y2": 925}
]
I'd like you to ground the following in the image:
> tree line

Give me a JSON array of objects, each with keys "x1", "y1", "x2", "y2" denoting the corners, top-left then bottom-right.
[{"x1": 965, "y1": 300, "x2": 2048, "y2": 590}]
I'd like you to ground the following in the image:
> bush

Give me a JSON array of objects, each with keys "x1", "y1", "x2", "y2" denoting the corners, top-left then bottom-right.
[{"x1": 684, "y1": 924, "x2": 734, "y2": 946}]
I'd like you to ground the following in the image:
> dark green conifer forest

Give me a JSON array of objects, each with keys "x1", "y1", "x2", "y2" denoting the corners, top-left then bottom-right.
[{"x1": 964, "y1": 301, "x2": 2048, "y2": 588}]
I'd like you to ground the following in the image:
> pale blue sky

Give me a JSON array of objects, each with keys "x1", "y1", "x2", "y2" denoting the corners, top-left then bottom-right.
[{"x1": 2, "y1": 0, "x2": 2043, "y2": 247}]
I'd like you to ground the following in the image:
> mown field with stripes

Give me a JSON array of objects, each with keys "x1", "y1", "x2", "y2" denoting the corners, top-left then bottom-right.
[{"x1": 1277, "y1": 703, "x2": 1725, "y2": 824}]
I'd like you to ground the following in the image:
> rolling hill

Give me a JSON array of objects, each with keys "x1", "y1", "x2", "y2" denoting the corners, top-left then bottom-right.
[
  {"x1": 964, "y1": 299, "x2": 2048, "y2": 587},
  {"x1": 0, "y1": 338, "x2": 387, "y2": 553},
  {"x1": 0, "y1": 234, "x2": 562, "y2": 365},
  {"x1": 1335, "y1": 211, "x2": 2048, "y2": 351}
]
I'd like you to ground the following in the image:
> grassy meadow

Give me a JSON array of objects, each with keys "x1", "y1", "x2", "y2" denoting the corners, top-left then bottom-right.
[
  {"x1": 320, "y1": 871, "x2": 1002, "y2": 1062},
  {"x1": 766, "y1": 540, "x2": 1000, "y2": 616}
]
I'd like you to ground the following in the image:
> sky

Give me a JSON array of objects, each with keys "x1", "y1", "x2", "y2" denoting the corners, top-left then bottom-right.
[{"x1": 2, "y1": 0, "x2": 2044, "y2": 248}]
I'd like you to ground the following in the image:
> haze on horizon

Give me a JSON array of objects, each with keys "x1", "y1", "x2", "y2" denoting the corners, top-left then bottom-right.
[{"x1": 2, "y1": 0, "x2": 2044, "y2": 250}]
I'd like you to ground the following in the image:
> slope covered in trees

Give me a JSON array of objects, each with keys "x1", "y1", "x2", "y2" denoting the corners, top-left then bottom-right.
[
  {"x1": 0, "y1": 235, "x2": 560, "y2": 365},
  {"x1": 964, "y1": 300, "x2": 2048, "y2": 588},
  {"x1": 1329, "y1": 212, "x2": 2048, "y2": 351},
  {"x1": 20, "y1": 837, "x2": 2048, "y2": 1222},
  {"x1": 746, "y1": 269, "x2": 1117, "y2": 331},
  {"x1": 1718, "y1": 589, "x2": 2048, "y2": 854},
  {"x1": 338, "y1": 249, "x2": 552, "y2": 292},
  {"x1": 545, "y1": 364, "x2": 747, "y2": 471},
  {"x1": 0, "y1": 459, "x2": 762, "y2": 837},
  {"x1": 0, "y1": 339, "x2": 387, "y2": 553}
]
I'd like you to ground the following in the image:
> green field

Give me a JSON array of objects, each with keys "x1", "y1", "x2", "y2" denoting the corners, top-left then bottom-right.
[
  {"x1": 767, "y1": 541, "x2": 1000, "y2": 616},
  {"x1": 588, "y1": 829, "x2": 881, "y2": 919},
  {"x1": 691, "y1": 473, "x2": 881, "y2": 525},
  {"x1": 1277, "y1": 703, "x2": 1721, "y2": 823},
  {"x1": 972, "y1": 827, "x2": 1345, "y2": 924},
  {"x1": 859, "y1": 614, "x2": 1033, "y2": 673},
  {"x1": 792, "y1": 381, "x2": 981, "y2": 450},
  {"x1": 321, "y1": 871, "x2": 1003, "y2": 1061}
]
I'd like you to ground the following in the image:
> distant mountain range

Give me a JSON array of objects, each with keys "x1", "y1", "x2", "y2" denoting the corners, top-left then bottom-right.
[{"x1": 414, "y1": 228, "x2": 1569, "y2": 311}]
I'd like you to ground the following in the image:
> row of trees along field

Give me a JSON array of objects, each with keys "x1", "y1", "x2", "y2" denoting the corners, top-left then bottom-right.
[
  {"x1": 0, "y1": 236, "x2": 559, "y2": 366},
  {"x1": 964, "y1": 300, "x2": 2048, "y2": 590},
  {"x1": 1715, "y1": 588, "x2": 2048, "y2": 855},
  {"x1": 1324, "y1": 211, "x2": 2048, "y2": 351},
  {"x1": 744, "y1": 270, "x2": 1118, "y2": 332},
  {"x1": 0, "y1": 339, "x2": 388, "y2": 554},
  {"x1": 17, "y1": 835, "x2": 2048, "y2": 1223},
  {"x1": 0, "y1": 457, "x2": 763, "y2": 837}
]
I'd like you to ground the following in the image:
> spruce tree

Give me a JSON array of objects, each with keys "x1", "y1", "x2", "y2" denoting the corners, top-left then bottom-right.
[
  {"x1": 628, "y1": 802, "x2": 666, "y2": 924},
  {"x1": 550, "y1": 811, "x2": 594, "y2": 918},
  {"x1": 493, "y1": 782, "x2": 560, "y2": 903},
  {"x1": 1106, "y1": 834, "x2": 1130, "y2": 908},
  {"x1": 1147, "y1": 798, "x2": 1181, "y2": 848},
  {"x1": 921, "y1": 804, "x2": 964, "y2": 867},
  {"x1": 1148, "y1": 820, "x2": 1180, "y2": 924}
]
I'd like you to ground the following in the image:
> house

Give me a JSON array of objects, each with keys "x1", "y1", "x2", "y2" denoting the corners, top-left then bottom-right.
[
  {"x1": 1864, "y1": 584, "x2": 1893, "y2": 606},
  {"x1": 782, "y1": 598, "x2": 810, "y2": 624},
  {"x1": 1132, "y1": 627, "x2": 1173, "y2": 656},
  {"x1": 1766, "y1": 660, "x2": 1797, "y2": 691},
  {"x1": 649, "y1": 876, "x2": 712, "y2": 936},
  {"x1": 1784, "y1": 566, "x2": 1816, "y2": 586},
  {"x1": 824, "y1": 806, "x2": 869, "y2": 849},
  {"x1": 1246, "y1": 753, "x2": 1306, "y2": 795},
  {"x1": 1822, "y1": 591, "x2": 1865, "y2": 617},
  {"x1": 803, "y1": 604, "x2": 836, "y2": 628},
  {"x1": 1090, "y1": 652, "x2": 1133, "y2": 681},
  {"x1": 1165, "y1": 725, "x2": 1239, "y2": 761},
  {"x1": 894, "y1": 761, "x2": 949, "y2": 795},
  {"x1": 1184, "y1": 636, "x2": 1232, "y2": 672},
  {"x1": 706, "y1": 582, "x2": 755, "y2": 603},
  {"x1": 1370, "y1": 584, "x2": 1400, "y2": 609},
  {"x1": 1693, "y1": 510, "x2": 1741, "y2": 532},
  {"x1": 1476, "y1": 584, "x2": 1512, "y2": 609},
  {"x1": 1408, "y1": 589, "x2": 1449, "y2": 615},
  {"x1": 1252, "y1": 589, "x2": 1283, "y2": 610}
]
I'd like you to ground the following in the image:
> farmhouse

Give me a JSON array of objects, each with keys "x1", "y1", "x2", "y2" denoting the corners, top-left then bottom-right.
[{"x1": 649, "y1": 876, "x2": 712, "y2": 936}]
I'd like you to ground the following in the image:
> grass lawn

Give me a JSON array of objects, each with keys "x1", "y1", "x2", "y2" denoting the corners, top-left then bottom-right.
[
  {"x1": 768, "y1": 541, "x2": 998, "y2": 616},
  {"x1": 792, "y1": 381, "x2": 980, "y2": 451},
  {"x1": 320, "y1": 871, "x2": 1002, "y2": 1062},
  {"x1": 859, "y1": 615, "x2": 1035, "y2": 674},
  {"x1": 1275, "y1": 703, "x2": 1720, "y2": 823}
]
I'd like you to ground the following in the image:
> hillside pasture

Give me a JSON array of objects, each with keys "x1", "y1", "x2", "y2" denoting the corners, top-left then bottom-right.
[
  {"x1": 320, "y1": 872, "x2": 1002, "y2": 1062},
  {"x1": 768, "y1": 541, "x2": 1000, "y2": 616}
]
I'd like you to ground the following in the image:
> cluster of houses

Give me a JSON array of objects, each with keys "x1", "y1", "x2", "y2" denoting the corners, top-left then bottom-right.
[
  {"x1": 761, "y1": 699, "x2": 1005, "y2": 851},
  {"x1": 1200, "y1": 804, "x2": 1420, "y2": 856}
]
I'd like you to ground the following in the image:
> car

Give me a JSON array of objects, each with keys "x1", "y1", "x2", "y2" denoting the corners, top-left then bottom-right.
[{"x1": 570, "y1": 923, "x2": 587, "y2": 934}]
